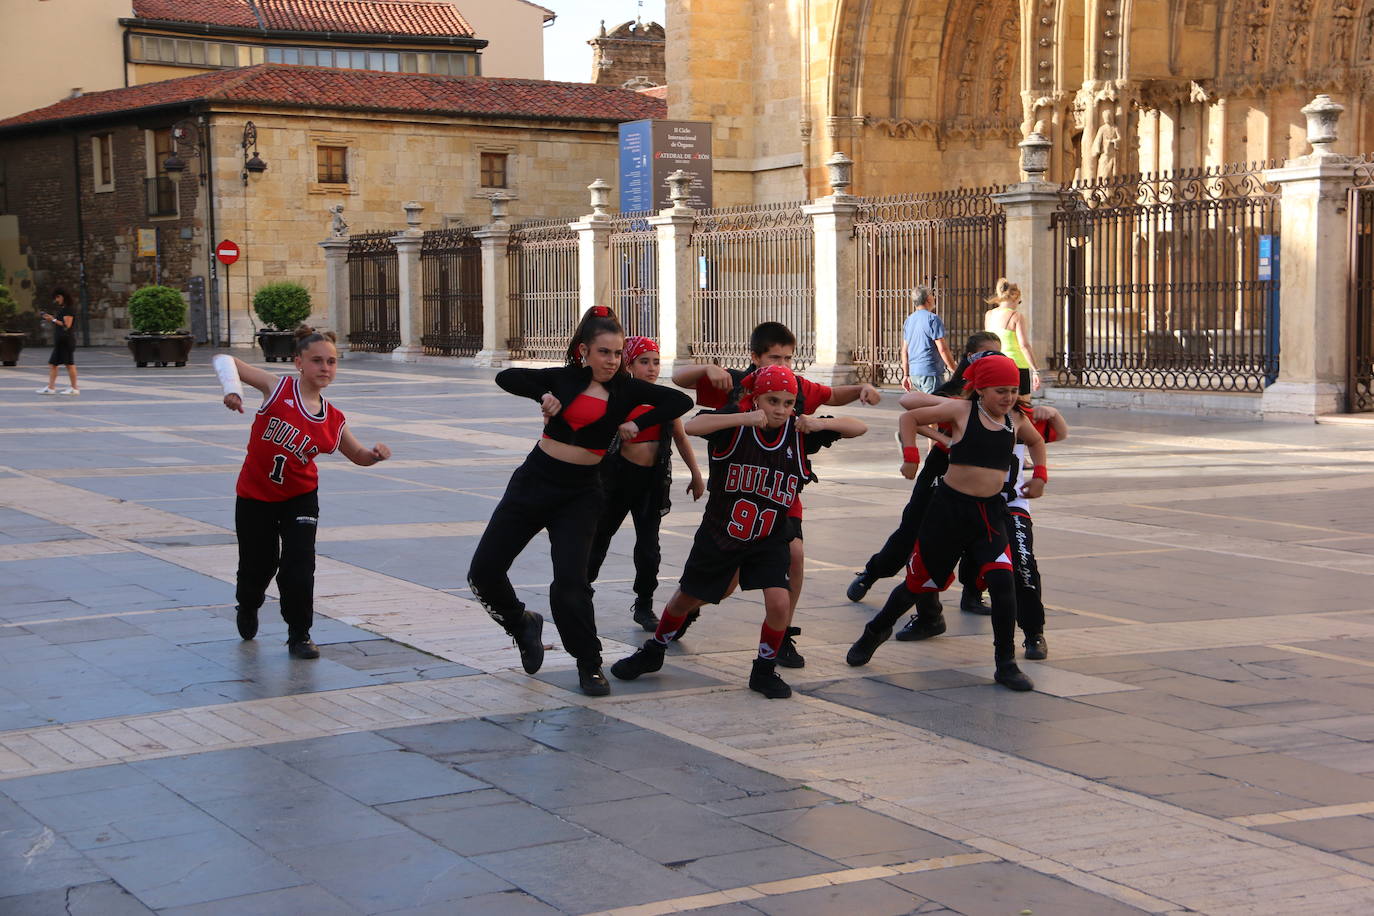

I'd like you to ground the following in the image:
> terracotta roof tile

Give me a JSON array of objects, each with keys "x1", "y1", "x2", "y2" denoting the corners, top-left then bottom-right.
[
  {"x1": 131, "y1": 0, "x2": 475, "y2": 37},
  {"x1": 0, "y1": 65, "x2": 668, "y2": 129}
]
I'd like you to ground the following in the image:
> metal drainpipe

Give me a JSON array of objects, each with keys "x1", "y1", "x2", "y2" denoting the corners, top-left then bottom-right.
[
  {"x1": 70, "y1": 133, "x2": 91, "y2": 347},
  {"x1": 202, "y1": 113, "x2": 220, "y2": 347}
]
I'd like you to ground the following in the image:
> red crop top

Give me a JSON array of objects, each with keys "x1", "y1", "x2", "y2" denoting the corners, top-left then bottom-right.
[
  {"x1": 543, "y1": 393, "x2": 609, "y2": 455},
  {"x1": 625, "y1": 404, "x2": 660, "y2": 443}
]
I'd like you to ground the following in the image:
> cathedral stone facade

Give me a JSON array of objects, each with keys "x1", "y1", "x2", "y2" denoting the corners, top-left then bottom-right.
[{"x1": 668, "y1": 0, "x2": 1374, "y2": 202}]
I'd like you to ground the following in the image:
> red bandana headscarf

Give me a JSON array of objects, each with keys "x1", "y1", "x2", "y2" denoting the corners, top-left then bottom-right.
[
  {"x1": 623, "y1": 336, "x2": 659, "y2": 365},
  {"x1": 738, "y1": 365, "x2": 798, "y2": 411},
  {"x1": 963, "y1": 353, "x2": 1020, "y2": 391}
]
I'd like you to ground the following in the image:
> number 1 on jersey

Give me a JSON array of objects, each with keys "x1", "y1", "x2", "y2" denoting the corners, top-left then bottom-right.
[
  {"x1": 268, "y1": 453, "x2": 287, "y2": 484},
  {"x1": 726, "y1": 498, "x2": 778, "y2": 542}
]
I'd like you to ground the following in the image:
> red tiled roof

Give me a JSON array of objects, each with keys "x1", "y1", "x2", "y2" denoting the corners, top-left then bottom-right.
[
  {"x1": 637, "y1": 85, "x2": 667, "y2": 100},
  {"x1": 131, "y1": 0, "x2": 475, "y2": 37},
  {"x1": 0, "y1": 65, "x2": 669, "y2": 129}
]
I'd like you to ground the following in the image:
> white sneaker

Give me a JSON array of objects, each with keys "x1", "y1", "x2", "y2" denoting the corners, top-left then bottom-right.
[
  {"x1": 36, "y1": 387, "x2": 57, "y2": 394},
  {"x1": 58, "y1": 388, "x2": 79, "y2": 396}
]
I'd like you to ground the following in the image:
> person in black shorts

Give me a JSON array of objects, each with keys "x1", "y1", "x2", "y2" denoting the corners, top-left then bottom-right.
[
  {"x1": 611, "y1": 366, "x2": 866, "y2": 698},
  {"x1": 37, "y1": 289, "x2": 79, "y2": 396},
  {"x1": 846, "y1": 353, "x2": 1048, "y2": 691}
]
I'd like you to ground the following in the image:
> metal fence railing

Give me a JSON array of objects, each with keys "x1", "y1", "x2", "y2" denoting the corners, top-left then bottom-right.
[
  {"x1": 346, "y1": 231, "x2": 399, "y2": 352},
  {"x1": 1050, "y1": 162, "x2": 1281, "y2": 392},
  {"x1": 853, "y1": 188, "x2": 1006, "y2": 384},
  {"x1": 610, "y1": 211, "x2": 658, "y2": 340},
  {"x1": 420, "y1": 226, "x2": 482, "y2": 356},
  {"x1": 507, "y1": 218, "x2": 579, "y2": 361},
  {"x1": 1349, "y1": 156, "x2": 1374, "y2": 412},
  {"x1": 689, "y1": 201, "x2": 815, "y2": 369}
]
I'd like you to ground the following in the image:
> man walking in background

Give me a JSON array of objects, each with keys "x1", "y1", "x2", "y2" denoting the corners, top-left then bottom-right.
[{"x1": 901, "y1": 285, "x2": 956, "y2": 393}]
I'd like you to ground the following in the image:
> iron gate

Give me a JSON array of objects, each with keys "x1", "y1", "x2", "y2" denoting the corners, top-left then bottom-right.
[
  {"x1": 1349, "y1": 162, "x2": 1374, "y2": 411},
  {"x1": 346, "y1": 231, "x2": 399, "y2": 352},
  {"x1": 420, "y1": 226, "x2": 482, "y2": 356},
  {"x1": 1051, "y1": 163, "x2": 1281, "y2": 392},
  {"x1": 610, "y1": 212, "x2": 658, "y2": 339},
  {"x1": 507, "y1": 218, "x2": 579, "y2": 361},
  {"x1": 853, "y1": 189, "x2": 1006, "y2": 384}
]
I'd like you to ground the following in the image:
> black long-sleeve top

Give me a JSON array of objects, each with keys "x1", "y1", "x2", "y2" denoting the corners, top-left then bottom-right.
[{"x1": 495, "y1": 365, "x2": 693, "y2": 452}]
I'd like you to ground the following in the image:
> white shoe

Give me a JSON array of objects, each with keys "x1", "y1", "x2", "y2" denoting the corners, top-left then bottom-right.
[
  {"x1": 36, "y1": 387, "x2": 57, "y2": 394},
  {"x1": 58, "y1": 388, "x2": 79, "y2": 396}
]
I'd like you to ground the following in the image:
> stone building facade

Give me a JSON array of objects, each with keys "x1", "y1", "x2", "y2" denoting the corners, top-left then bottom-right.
[
  {"x1": 589, "y1": 20, "x2": 667, "y2": 88},
  {"x1": 669, "y1": 0, "x2": 1374, "y2": 202},
  {"x1": 0, "y1": 65, "x2": 664, "y2": 345}
]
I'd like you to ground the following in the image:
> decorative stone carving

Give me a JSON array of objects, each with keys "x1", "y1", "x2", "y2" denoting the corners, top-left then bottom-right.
[
  {"x1": 328, "y1": 204, "x2": 348, "y2": 239},
  {"x1": 1086, "y1": 108, "x2": 1121, "y2": 180}
]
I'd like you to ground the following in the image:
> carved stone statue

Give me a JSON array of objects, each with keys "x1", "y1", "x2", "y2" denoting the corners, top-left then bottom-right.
[
  {"x1": 328, "y1": 204, "x2": 348, "y2": 239},
  {"x1": 1087, "y1": 108, "x2": 1121, "y2": 180}
]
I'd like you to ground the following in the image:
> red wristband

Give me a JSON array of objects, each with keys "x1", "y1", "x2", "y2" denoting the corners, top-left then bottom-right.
[
  {"x1": 1032, "y1": 465, "x2": 1048, "y2": 482},
  {"x1": 902, "y1": 446, "x2": 921, "y2": 463}
]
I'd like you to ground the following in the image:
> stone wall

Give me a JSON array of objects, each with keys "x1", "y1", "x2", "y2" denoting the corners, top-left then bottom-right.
[{"x1": 589, "y1": 20, "x2": 665, "y2": 87}]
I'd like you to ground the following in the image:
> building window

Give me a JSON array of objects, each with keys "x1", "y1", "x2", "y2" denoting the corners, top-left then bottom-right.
[
  {"x1": 480, "y1": 152, "x2": 508, "y2": 189},
  {"x1": 146, "y1": 129, "x2": 177, "y2": 217},
  {"x1": 317, "y1": 146, "x2": 348, "y2": 184},
  {"x1": 93, "y1": 133, "x2": 114, "y2": 191}
]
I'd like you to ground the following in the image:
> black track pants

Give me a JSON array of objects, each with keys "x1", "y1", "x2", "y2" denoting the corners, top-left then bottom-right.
[
  {"x1": 235, "y1": 490, "x2": 319, "y2": 642},
  {"x1": 587, "y1": 455, "x2": 662, "y2": 607}
]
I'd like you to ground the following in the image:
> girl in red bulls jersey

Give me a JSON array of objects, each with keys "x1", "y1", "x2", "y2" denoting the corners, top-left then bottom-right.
[
  {"x1": 846, "y1": 352, "x2": 1046, "y2": 691},
  {"x1": 212, "y1": 327, "x2": 390, "y2": 659},
  {"x1": 467, "y1": 308, "x2": 691, "y2": 697},
  {"x1": 586, "y1": 336, "x2": 705, "y2": 633},
  {"x1": 611, "y1": 366, "x2": 866, "y2": 699}
]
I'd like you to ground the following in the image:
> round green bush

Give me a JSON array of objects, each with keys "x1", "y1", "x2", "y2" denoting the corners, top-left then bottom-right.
[
  {"x1": 253, "y1": 282, "x2": 312, "y2": 331},
  {"x1": 127, "y1": 285, "x2": 187, "y2": 334},
  {"x1": 0, "y1": 269, "x2": 18, "y2": 331}
]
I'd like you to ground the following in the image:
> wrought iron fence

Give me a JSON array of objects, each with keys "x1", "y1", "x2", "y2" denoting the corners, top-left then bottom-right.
[
  {"x1": 610, "y1": 211, "x2": 658, "y2": 339},
  {"x1": 507, "y1": 217, "x2": 579, "y2": 361},
  {"x1": 689, "y1": 202, "x2": 815, "y2": 369},
  {"x1": 1349, "y1": 158, "x2": 1374, "y2": 411},
  {"x1": 1050, "y1": 162, "x2": 1281, "y2": 392},
  {"x1": 853, "y1": 189, "x2": 1007, "y2": 384},
  {"x1": 346, "y1": 231, "x2": 399, "y2": 352},
  {"x1": 420, "y1": 226, "x2": 482, "y2": 356}
]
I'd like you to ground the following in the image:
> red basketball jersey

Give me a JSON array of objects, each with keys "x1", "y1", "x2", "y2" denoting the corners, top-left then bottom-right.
[{"x1": 236, "y1": 376, "x2": 347, "y2": 501}]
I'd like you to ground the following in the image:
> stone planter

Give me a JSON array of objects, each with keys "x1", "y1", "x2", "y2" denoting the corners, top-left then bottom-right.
[
  {"x1": 0, "y1": 332, "x2": 24, "y2": 366},
  {"x1": 257, "y1": 330, "x2": 296, "y2": 362},
  {"x1": 127, "y1": 333, "x2": 194, "y2": 367}
]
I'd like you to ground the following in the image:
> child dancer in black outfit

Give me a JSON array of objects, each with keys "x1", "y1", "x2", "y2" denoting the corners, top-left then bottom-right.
[
  {"x1": 846, "y1": 353, "x2": 1047, "y2": 691},
  {"x1": 468, "y1": 307, "x2": 692, "y2": 696}
]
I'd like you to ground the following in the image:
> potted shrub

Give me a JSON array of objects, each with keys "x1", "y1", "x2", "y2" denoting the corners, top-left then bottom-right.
[
  {"x1": 126, "y1": 284, "x2": 193, "y2": 367},
  {"x1": 253, "y1": 282, "x2": 312, "y2": 361},
  {"x1": 0, "y1": 269, "x2": 24, "y2": 366}
]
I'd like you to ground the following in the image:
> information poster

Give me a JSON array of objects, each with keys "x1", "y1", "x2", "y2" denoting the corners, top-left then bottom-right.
[{"x1": 618, "y1": 119, "x2": 713, "y2": 213}]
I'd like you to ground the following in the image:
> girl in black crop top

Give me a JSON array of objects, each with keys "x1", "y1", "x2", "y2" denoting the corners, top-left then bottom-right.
[{"x1": 468, "y1": 307, "x2": 691, "y2": 698}]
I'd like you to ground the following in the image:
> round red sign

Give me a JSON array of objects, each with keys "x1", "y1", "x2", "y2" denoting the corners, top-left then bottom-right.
[{"x1": 215, "y1": 240, "x2": 241, "y2": 265}]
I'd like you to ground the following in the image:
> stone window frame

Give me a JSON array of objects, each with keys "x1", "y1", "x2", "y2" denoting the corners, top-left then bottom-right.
[
  {"x1": 473, "y1": 144, "x2": 519, "y2": 200},
  {"x1": 308, "y1": 134, "x2": 358, "y2": 196},
  {"x1": 92, "y1": 133, "x2": 115, "y2": 193},
  {"x1": 143, "y1": 128, "x2": 179, "y2": 220}
]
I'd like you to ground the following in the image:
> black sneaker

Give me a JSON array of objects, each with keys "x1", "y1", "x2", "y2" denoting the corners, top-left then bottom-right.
[
  {"x1": 631, "y1": 604, "x2": 659, "y2": 632},
  {"x1": 846, "y1": 571, "x2": 875, "y2": 602},
  {"x1": 846, "y1": 622, "x2": 892, "y2": 666},
  {"x1": 1024, "y1": 633, "x2": 1048, "y2": 660},
  {"x1": 512, "y1": 611, "x2": 545, "y2": 674},
  {"x1": 894, "y1": 613, "x2": 947, "y2": 642},
  {"x1": 235, "y1": 605, "x2": 258, "y2": 640},
  {"x1": 287, "y1": 639, "x2": 320, "y2": 660},
  {"x1": 994, "y1": 663, "x2": 1034, "y2": 691},
  {"x1": 749, "y1": 658, "x2": 792, "y2": 698},
  {"x1": 578, "y1": 665, "x2": 611, "y2": 697},
  {"x1": 777, "y1": 627, "x2": 805, "y2": 669},
  {"x1": 960, "y1": 588, "x2": 992, "y2": 615},
  {"x1": 671, "y1": 608, "x2": 701, "y2": 641},
  {"x1": 610, "y1": 639, "x2": 666, "y2": 680}
]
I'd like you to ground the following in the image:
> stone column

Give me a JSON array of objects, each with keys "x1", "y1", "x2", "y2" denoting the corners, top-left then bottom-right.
[
  {"x1": 993, "y1": 133, "x2": 1060, "y2": 392},
  {"x1": 800, "y1": 153, "x2": 859, "y2": 385},
  {"x1": 571, "y1": 178, "x2": 613, "y2": 316},
  {"x1": 1261, "y1": 96, "x2": 1356, "y2": 420},
  {"x1": 474, "y1": 195, "x2": 512, "y2": 367},
  {"x1": 390, "y1": 201, "x2": 425, "y2": 362},
  {"x1": 318, "y1": 237, "x2": 351, "y2": 353},
  {"x1": 648, "y1": 170, "x2": 696, "y2": 373}
]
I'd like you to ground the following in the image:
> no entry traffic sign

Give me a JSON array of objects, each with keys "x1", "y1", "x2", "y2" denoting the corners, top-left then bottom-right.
[{"x1": 215, "y1": 240, "x2": 240, "y2": 265}]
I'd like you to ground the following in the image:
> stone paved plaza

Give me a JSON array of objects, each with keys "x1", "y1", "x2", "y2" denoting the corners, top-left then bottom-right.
[{"x1": 4, "y1": 350, "x2": 1374, "y2": 914}]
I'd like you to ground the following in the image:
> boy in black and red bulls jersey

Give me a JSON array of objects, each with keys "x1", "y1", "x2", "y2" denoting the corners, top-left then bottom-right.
[
  {"x1": 611, "y1": 366, "x2": 866, "y2": 698},
  {"x1": 212, "y1": 327, "x2": 391, "y2": 659}
]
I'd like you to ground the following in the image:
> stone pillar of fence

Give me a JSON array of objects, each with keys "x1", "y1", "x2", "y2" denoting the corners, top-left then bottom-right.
[
  {"x1": 650, "y1": 170, "x2": 696, "y2": 369},
  {"x1": 391, "y1": 201, "x2": 426, "y2": 362},
  {"x1": 571, "y1": 179, "x2": 614, "y2": 317},
  {"x1": 474, "y1": 195, "x2": 512, "y2": 367},
  {"x1": 319, "y1": 235, "x2": 351, "y2": 353},
  {"x1": 802, "y1": 153, "x2": 860, "y2": 384},
  {"x1": 1262, "y1": 95, "x2": 1356, "y2": 419},
  {"x1": 992, "y1": 133, "x2": 1059, "y2": 391}
]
